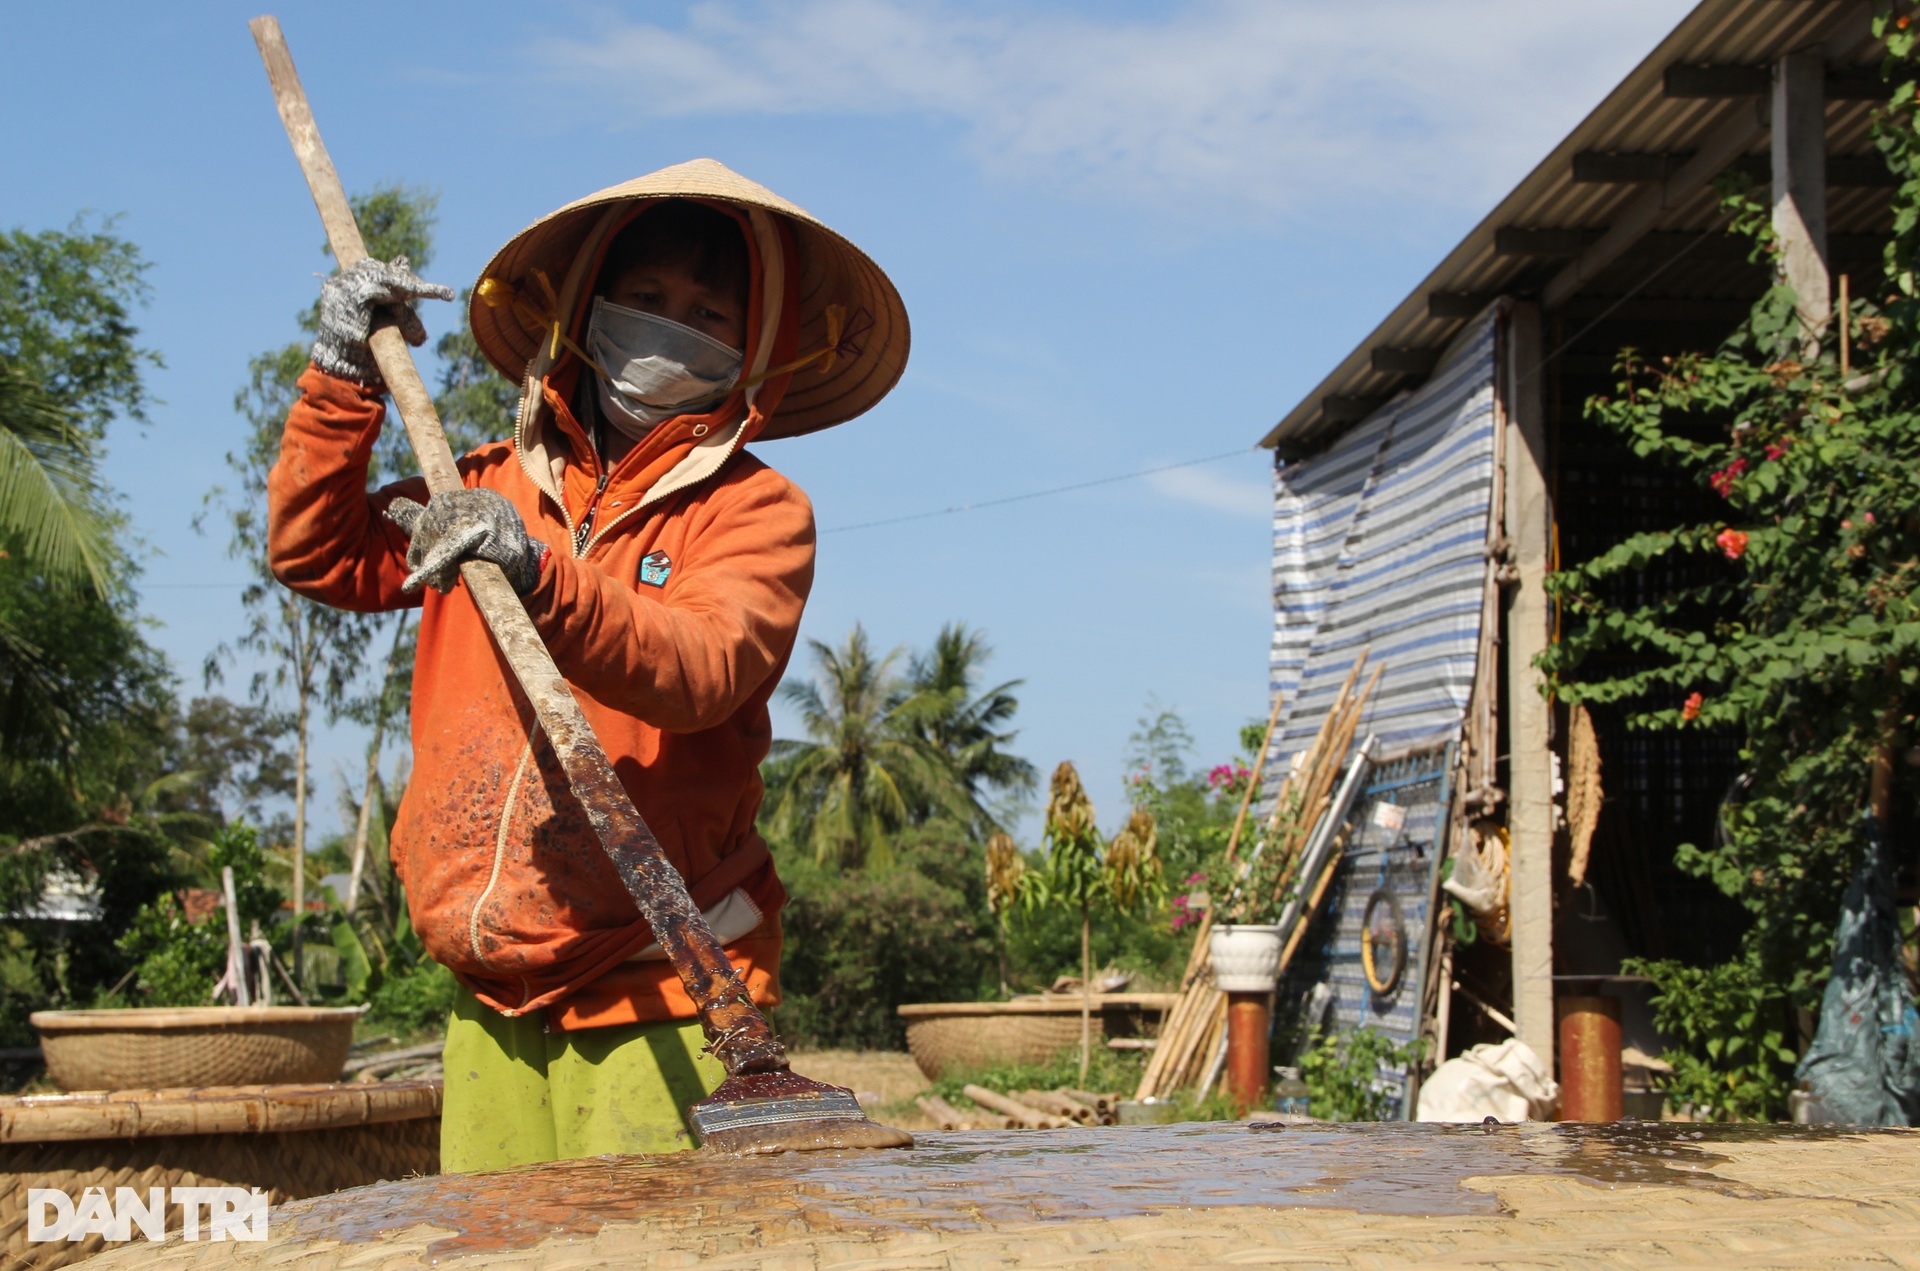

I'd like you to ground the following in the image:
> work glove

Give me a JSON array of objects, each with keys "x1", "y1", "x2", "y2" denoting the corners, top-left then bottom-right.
[
  {"x1": 384, "y1": 489, "x2": 549, "y2": 596},
  {"x1": 310, "y1": 256, "x2": 456, "y2": 387}
]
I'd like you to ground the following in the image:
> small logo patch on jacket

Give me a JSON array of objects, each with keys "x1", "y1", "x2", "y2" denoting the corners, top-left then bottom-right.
[{"x1": 638, "y1": 550, "x2": 672, "y2": 588}]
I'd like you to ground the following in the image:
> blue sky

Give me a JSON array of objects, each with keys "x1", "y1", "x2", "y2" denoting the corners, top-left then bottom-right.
[{"x1": 2, "y1": 0, "x2": 1694, "y2": 841}]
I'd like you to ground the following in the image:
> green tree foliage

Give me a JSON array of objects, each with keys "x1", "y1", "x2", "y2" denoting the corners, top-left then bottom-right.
[
  {"x1": 1538, "y1": 20, "x2": 1920, "y2": 1117},
  {"x1": 205, "y1": 184, "x2": 462, "y2": 970},
  {"x1": 0, "y1": 216, "x2": 173, "y2": 835},
  {"x1": 771, "y1": 825, "x2": 994, "y2": 1049},
  {"x1": 1022, "y1": 762, "x2": 1164, "y2": 1080},
  {"x1": 1124, "y1": 706, "x2": 1246, "y2": 888},
  {"x1": 0, "y1": 216, "x2": 160, "y2": 440},
  {"x1": 0, "y1": 362, "x2": 116, "y2": 592},
  {"x1": 111, "y1": 823, "x2": 284, "y2": 1009},
  {"x1": 904, "y1": 623, "x2": 1037, "y2": 820},
  {"x1": 764, "y1": 623, "x2": 1000, "y2": 870}
]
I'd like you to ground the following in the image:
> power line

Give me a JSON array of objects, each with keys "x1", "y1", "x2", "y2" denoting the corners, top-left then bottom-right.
[{"x1": 820, "y1": 447, "x2": 1257, "y2": 535}]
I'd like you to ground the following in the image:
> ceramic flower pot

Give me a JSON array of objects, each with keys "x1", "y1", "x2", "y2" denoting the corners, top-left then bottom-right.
[{"x1": 1209, "y1": 924, "x2": 1285, "y2": 992}]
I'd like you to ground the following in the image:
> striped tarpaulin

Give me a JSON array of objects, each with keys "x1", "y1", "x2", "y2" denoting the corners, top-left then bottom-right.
[{"x1": 1265, "y1": 314, "x2": 1497, "y2": 777}]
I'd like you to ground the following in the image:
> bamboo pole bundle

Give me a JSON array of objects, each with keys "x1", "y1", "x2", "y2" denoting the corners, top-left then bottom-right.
[
  {"x1": 918, "y1": 1094, "x2": 1008, "y2": 1131},
  {"x1": 1134, "y1": 653, "x2": 1380, "y2": 1102},
  {"x1": 962, "y1": 1085, "x2": 1070, "y2": 1129},
  {"x1": 1022, "y1": 1090, "x2": 1098, "y2": 1124},
  {"x1": 1133, "y1": 688, "x2": 1291, "y2": 1102}
]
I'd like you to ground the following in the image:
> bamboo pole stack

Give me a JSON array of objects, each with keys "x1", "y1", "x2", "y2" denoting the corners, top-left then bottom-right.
[{"x1": 1134, "y1": 653, "x2": 1381, "y2": 1102}]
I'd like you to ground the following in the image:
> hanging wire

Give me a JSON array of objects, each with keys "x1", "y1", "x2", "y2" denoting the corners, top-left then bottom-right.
[{"x1": 819, "y1": 447, "x2": 1255, "y2": 535}]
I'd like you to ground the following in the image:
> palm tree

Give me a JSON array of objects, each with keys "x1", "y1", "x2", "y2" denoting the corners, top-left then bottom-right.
[
  {"x1": 765, "y1": 625, "x2": 984, "y2": 871},
  {"x1": 0, "y1": 358, "x2": 115, "y2": 592},
  {"x1": 906, "y1": 623, "x2": 1038, "y2": 822}
]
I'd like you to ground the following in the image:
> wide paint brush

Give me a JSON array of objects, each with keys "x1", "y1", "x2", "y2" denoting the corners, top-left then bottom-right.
[{"x1": 247, "y1": 15, "x2": 910, "y2": 1156}]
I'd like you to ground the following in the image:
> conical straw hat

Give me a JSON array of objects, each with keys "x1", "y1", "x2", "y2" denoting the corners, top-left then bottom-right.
[{"x1": 469, "y1": 158, "x2": 909, "y2": 440}]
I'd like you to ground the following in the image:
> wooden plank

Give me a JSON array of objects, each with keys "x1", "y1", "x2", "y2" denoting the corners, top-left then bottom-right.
[
  {"x1": 1542, "y1": 111, "x2": 1763, "y2": 309},
  {"x1": 1502, "y1": 302, "x2": 1556, "y2": 1068},
  {"x1": 1494, "y1": 228, "x2": 1601, "y2": 258},
  {"x1": 1371, "y1": 346, "x2": 1442, "y2": 376},
  {"x1": 1429, "y1": 292, "x2": 1496, "y2": 320}
]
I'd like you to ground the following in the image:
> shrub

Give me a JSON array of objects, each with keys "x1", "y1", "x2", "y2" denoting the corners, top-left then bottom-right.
[
  {"x1": 771, "y1": 830, "x2": 994, "y2": 1050},
  {"x1": 366, "y1": 959, "x2": 457, "y2": 1039},
  {"x1": 1300, "y1": 1026, "x2": 1426, "y2": 1121}
]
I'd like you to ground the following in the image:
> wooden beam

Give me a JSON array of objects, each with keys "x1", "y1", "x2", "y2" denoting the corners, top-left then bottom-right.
[
  {"x1": 1495, "y1": 228, "x2": 1603, "y2": 258},
  {"x1": 1575, "y1": 151, "x2": 1890, "y2": 188},
  {"x1": 1664, "y1": 62, "x2": 1769, "y2": 97},
  {"x1": 1429, "y1": 292, "x2": 1496, "y2": 320},
  {"x1": 1370, "y1": 346, "x2": 1441, "y2": 376},
  {"x1": 1775, "y1": 49, "x2": 1832, "y2": 343},
  {"x1": 1542, "y1": 108, "x2": 1767, "y2": 309},
  {"x1": 1571, "y1": 151, "x2": 1687, "y2": 183},
  {"x1": 1320, "y1": 394, "x2": 1391, "y2": 424},
  {"x1": 1501, "y1": 301, "x2": 1556, "y2": 1070},
  {"x1": 1664, "y1": 62, "x2": 1880, "y2": 100}
]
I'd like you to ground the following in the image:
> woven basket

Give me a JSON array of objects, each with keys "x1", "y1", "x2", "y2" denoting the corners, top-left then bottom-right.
[
  {"x1": 30, "y1": 1008, "x2": 363, "y2": 1092},
  {"x1": 0, "y1": 1080, "x2": 440, "y2": 1270},
  {"x1": 898, "y1": 996, "x2": 1176, "y2": 1081}
]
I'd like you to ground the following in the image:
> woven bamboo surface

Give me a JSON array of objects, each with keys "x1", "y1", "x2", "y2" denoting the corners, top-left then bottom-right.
[
  {"x1": 1, "y1": 1080, "x2": 442, "y2": 1144},
  {"x1": 899, "y1": 997, "x2": 1175, "y2": 1080},
  {"x1": 1, "y1": 1084, "x2": 439, "y2": 1271},
  {"x1": 31, "y1": 1008, "x2": 362, "y2": 1092},
  {"x1": 84, "y1": 1124, "x2": 1920, "y2": 1270}
]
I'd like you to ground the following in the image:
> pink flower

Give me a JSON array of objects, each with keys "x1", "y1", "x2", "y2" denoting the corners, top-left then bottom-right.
[
  {"x1": 1682, "y1": 692, "x2": 1704, "y2": 722},
  {"x1": 1716, "y1": 528, "x2": 1749, "y2": 561},
  {"x1": 1865, "y1": 512, "x2": 1877, "y2": 525},
  {"x1": 1765, "y1": 442, "x2": 1789, "y2": 461},
  {"x1": 1709, "y1": 458, "x2": 1748, "y2": 499}
]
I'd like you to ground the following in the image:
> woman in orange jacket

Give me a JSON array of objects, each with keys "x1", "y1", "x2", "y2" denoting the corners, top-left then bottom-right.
[{"x1": 268, "y1": 160, "x2": 907, "y2": 1170}]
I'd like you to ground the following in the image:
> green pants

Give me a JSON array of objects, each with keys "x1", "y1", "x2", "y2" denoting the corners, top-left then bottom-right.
[{"x1": 441, "y1": 984, "x2": 724, "y2": 1173}]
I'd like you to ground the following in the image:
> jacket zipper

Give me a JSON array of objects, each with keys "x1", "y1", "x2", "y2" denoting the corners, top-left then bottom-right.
[{"x1": 572, "y1": 471, "x2": 611, "y2": 557}]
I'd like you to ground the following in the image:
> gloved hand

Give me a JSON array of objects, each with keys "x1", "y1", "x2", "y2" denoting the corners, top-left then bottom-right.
[
  {"x1": 384, "y1": 489, "x2": 549, "y2": 596},
  {"x1": 311, "y1": 256, "x2": 456, "y2": 386}
]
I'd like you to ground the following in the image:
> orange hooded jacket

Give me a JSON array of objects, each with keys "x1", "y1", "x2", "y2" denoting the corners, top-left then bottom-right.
[{"x1": 267, "y1": 202, "x2": 810, "y2": 1030}]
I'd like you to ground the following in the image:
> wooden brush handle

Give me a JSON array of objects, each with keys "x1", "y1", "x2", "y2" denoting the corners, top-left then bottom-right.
[{"x1": 248, "y1": 15, "x2": 784, "y2": 1075}]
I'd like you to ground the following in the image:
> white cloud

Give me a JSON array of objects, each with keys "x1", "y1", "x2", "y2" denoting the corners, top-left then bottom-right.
[
  {"x1": 533, "y1": 0, "x2": 1696, "y2": 221},
  {"x1": 1146, "y1": 462, "x2": 1271, "y2": 518}
]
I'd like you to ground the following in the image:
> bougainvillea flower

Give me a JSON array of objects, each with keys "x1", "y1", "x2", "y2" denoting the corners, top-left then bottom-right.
[
  {"x1": 1709, "y1": 458, "x2": 1748, "y2": 498},
  {"x1": 1682, "y1": 692, "x2": 1704, "y2": 721},
  {"x1": 1716, "y1": 528, "x2": 1750, "y2": 560}
]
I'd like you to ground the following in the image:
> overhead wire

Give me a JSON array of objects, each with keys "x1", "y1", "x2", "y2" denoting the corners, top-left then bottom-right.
[{"x1": 819, "y1": 447, "x2": 1257, "y2": 535}]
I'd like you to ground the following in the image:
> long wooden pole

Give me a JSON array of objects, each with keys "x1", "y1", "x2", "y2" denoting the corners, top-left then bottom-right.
[{"x1": 247, "y1": 16, "x2": 784, "y2": 1078}]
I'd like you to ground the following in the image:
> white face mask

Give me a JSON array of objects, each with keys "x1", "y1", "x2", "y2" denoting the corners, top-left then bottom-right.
[{"x1": 584, "y1": 296, "x2": 744, "y2": 439}]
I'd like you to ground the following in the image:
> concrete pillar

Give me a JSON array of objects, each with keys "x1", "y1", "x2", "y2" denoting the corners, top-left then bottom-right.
[
  {"x1": 1772, "y1": 50, "x2": 1830, "y2": 345},
  {"x1": 1503, "y1": 302, "x2": 1556, "y2": 1068}
]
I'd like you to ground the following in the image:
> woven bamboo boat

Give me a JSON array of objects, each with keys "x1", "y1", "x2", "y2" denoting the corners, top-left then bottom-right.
[
  {"x1": 898, "y1": 995, "x2": 1177, "y2": 1080},
  {"x1": 0, "y1": 1080, "x2": 441, "y2": 1270},
  {"x1": 30, "y1": 1007, "x2": 363, "y2": 1092}
]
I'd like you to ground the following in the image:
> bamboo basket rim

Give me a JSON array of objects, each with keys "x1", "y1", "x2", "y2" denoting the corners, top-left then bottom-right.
[
  {"x1": 898, "y1": 994, "x2": 1177, "y2": 1018},
  {"x1": 0, "y1": 1079, "x2": 442, "y2": 1144},
  {"x1": 30, "y1": 1006, "x2": 366, "y2": 1033}
]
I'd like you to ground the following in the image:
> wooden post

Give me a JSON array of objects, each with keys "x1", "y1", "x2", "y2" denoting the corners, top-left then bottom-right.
[
  {"x1": 1225, "y1": 991, "x2": 1272, "y2": 1114},
  {"x1": 1502, "y1": 302, "x2": 1556, "y2": 1068},
  {"x1": 1773, "y1": 49, "x2": 1830, "y2": 351}
]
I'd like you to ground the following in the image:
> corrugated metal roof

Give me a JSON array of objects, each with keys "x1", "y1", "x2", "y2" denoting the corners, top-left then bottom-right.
[{"x1": 1260, "y1": 0, "x2": 1890, "y2": 450}]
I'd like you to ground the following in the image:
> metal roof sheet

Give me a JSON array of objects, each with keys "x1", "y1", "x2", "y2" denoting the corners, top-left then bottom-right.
[{"x1": 1261, "y1": 0, "x2": 1890, "y2": 450}]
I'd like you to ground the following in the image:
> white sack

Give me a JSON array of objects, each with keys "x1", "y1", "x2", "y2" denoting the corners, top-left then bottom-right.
[{"x1": 1416, "y1": 1039, "x2": 1559, "y2": 1122}]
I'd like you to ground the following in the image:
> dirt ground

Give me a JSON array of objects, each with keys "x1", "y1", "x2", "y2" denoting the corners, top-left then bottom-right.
[{"x1": 789, "y1": 1049, "x2": 934, "y2": 1128}]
